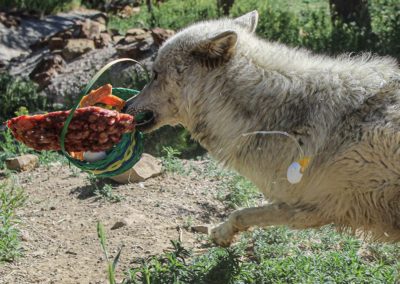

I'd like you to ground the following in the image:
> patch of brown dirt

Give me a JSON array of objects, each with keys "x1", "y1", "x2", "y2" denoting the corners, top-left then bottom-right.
[{"x1": 0, "y1": 161, "x2": 227, "y2": 283}]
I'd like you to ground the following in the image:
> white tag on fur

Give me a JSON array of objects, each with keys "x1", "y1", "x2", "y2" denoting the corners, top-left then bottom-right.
[{"x1": 287, "y1": 162, "x2": 303, "y2": 184}]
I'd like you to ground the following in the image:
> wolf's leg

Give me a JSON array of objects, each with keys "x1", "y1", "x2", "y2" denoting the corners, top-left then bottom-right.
[{"x1": 210, "y1": 203, "x2": 326, "y2": 246}]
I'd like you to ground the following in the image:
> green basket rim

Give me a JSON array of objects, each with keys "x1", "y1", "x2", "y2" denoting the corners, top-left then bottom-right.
[{"x1": 64, "y1": 88, "x2": 144, "y2": 177}]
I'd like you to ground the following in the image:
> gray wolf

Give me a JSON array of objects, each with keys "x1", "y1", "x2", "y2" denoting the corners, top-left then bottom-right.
[{"x1": 125, "y1": 11, "x2": 400, "y2": 246}]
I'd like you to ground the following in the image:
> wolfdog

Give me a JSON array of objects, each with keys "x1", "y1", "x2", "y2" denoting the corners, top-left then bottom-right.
[{"x1": 125, "y1": 11, "x2": 400, "y2": 246}]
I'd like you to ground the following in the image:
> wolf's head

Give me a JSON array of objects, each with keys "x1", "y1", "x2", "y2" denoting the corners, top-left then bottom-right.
[{"x1": 125, "y1": 11, "x2": 259, "y2": 133}]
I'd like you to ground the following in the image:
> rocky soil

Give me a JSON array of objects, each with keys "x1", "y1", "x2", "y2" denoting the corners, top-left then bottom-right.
[{"x1": 0, "y1": 160, "x2": 228, "y2": 283}]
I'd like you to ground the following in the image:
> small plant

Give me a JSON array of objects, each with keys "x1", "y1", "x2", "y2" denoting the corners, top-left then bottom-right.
[
  {"x1": 38, "y1": 150, "x2": 65, "y2": 167},
  {"x1": 161, "y1": 146, "x2": 184, "y2": 174},
  {"x1": 182, "y1": 216, "x2": 194, "y2": 230},
  {"x1": 97, "y1": 222, "x2": 123, "y2": 284},
  {"x1": 87, "y1": 174, "x2": 123, "y2": 202},
  {"x1": 0, "y1": 179, "x2": 26, "y2": 262},
  {"x1": 14, "y1": 106, "x2": 29, "y2": 117},
  {"x1": 217, "y1": 175, "x2": 261, "y2": 209}
]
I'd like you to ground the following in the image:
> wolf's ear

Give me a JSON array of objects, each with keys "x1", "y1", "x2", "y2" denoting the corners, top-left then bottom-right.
[
  {"x1": 191, "y1": 30, "x2": 237, "y2": 69},
  {"x1": 234, "y1": 10, "x2": 258, "y2": 33}
]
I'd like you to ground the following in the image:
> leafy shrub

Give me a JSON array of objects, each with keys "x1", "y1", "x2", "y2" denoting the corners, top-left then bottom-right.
[
  {"x1": 371, "y1": 0, "x2": 400, "y2": 58},
  {"x1": 231, "y1": 0, "x2": 400, "y2": 58},
  {"x1": 0, "y1": 73, "x2": 48, "y2": 124}
]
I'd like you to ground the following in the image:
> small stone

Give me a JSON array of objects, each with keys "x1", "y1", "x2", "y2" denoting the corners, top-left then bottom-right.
[
  {"x1": 126, "y1": 28, "x2": 147, "y2": 36},
  {"x1": 0, "y1": 12, "x2": 20, "y2": 28},
  {"x1": 124, "y1": 33, "x2": 150, "y2": 44},
  {"x1": 151, "y1": 28, "x2": 175, "y2": 46},
  {"x1": 48, "y1": 37, "x2": 65, "y2": 50},
  {"x1": 90, "y1": 12, "x2": 108, "y2": 25},
  {"x1": 110, "y1": 153, "x2": 162, "y2": 184},
  {"x1": 111, "y1": 218, "x2": 133, "y2": 230},
  {"x1": 29, "y1": 37, "x2": 48, "y2": 52},
  {"x1": 191, "y1": 225, "x2": 210, "y2": 234},
  {"x1": 95, "y1": 32, "x2": 112, "y2": 48},
  {"x1": 112, "y1": 35, "x2": 124, "y2": 44},
  {"x1": 62, "y1": 39, "x2": 95, "y2": 61},
  {"x1": 57, "y1": 29, "x2": 73, "y2": 40},
  {"x1": 118, "y1": 5, "x2": 140, "y2": 18},
  {"x1": 30, "y1": 71, "x2": 57, "y2": 89},
  {"x1": 20, "y1": 230, "x2": 31, "y2": 242},
  {"x1": 116, "y1": 39, "x2": 153, "y2": 60},
  {"x1": 5, "y1": 154, "x2": 39, "y2": 172},
  {"x1": 65, "y1": 250, "x2": 77, "y2": 255},
  {"x1": 29, "y1": 54, "x2": 64, "y2": 88},
  {"x1": 78, "y1": 19, "x2": 106, "y2": 40},
  {"x1": 109, "y1": 29, "x2": 120, "y2": 36}
]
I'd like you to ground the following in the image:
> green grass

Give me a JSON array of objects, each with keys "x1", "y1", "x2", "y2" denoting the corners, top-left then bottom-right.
[
  {"x1": 0, "y1": 179, "x2": 26, "y2": 262},
  {"x1": 120, "y1": 226, "x2": 400, "y2": 283}
]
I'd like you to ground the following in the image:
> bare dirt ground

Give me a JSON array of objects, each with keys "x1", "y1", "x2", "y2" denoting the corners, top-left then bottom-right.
[{"x1": 0, "y1": 160, "x2": 227, "y2": 284}]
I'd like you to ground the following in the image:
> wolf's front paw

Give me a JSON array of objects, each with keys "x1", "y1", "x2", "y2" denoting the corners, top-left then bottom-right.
[{"x1": 210, "y1": 222, "x2": 237, "y2": 247}]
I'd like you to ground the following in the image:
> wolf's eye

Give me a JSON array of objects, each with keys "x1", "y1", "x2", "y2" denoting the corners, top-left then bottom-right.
[{"x1": 153, "y1": 71, "x2": 158, "y2": 81}]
